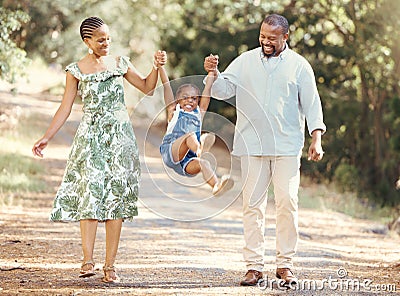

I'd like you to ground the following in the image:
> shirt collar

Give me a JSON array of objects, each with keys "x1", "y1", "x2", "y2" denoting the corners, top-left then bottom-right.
[{"x1": 260, "y1": 43, "x2": 289, "y2": 60}]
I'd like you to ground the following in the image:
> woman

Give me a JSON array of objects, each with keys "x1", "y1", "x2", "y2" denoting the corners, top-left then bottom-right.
[{"x1": 32, "y1": 16, "x2": 166, "y2": 283}]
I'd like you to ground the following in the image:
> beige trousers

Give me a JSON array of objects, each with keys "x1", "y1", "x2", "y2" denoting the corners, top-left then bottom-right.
[{"x1": 241, "y1": 155, "x2": 300, "y2": 272}]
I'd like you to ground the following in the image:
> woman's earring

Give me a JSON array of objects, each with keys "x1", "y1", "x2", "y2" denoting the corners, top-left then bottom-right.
[{"x1": 88, "y1": 48, "x2": 93, "y2": 55}]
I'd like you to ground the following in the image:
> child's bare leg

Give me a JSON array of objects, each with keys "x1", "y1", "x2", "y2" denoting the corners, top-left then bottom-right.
[
  {"x1": 170, "y1": 132, "x2": 200, "y2": 162},
  {"x1": 198, "y1": 133, "x2": 215, "y2": 157},
  {"x1": 185, "y1": 158, "x2": 218, "y2": 187}
]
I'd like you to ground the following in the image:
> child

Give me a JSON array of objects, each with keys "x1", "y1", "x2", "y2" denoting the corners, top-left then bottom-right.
[{"x1": 159, "y1": 64, "x2": 234, "y2": 196}]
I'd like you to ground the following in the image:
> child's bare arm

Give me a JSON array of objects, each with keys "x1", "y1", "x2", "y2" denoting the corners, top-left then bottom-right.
[
  {"x1": 159, "y1": 66, "x2": 176, "y2": 121},
  {"x1": 199, "y1": 71, "x2": 216, "y2": 113}
]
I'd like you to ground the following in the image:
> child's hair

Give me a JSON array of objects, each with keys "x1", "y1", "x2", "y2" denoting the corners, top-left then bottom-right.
[{"x1": 175, "y1": 84, "x2": 200, "y2": 100}]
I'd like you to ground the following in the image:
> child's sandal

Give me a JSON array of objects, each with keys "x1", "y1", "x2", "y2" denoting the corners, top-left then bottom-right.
[
  {"x1": 79, "y1": 261, "x2": 96, "y2": 278},
  {"x1": 102, "y1": 265, "x2": 120, "y2": 283}
]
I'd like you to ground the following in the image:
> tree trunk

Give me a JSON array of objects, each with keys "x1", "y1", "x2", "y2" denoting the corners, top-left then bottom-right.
[
  {"x1": 373, "y1": 91, "x2": 385, "y2": 182},
  {"x1": 358, "y1": 69, "x2": 373, "y2": 185}
]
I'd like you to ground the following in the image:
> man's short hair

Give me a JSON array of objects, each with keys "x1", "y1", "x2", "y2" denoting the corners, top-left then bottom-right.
[{"x1": 263, "y1": 14, "x2": 289, "y2": 34}]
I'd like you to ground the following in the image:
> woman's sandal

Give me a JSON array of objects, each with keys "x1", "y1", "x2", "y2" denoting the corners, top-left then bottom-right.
[
  {"x1": 102, "y1": 265, "x2": 120, "y2": 283},
  {"x1": 79, "y1": 261, "x2": 96, "y2": 278}
]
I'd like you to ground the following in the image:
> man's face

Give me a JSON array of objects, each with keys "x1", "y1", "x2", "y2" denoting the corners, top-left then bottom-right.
[{"x1": 259, "y1": 23, "x2": 288, "y2": 57}]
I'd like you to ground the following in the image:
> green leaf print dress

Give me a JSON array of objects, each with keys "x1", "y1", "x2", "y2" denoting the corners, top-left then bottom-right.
[{"x1": 50, "y1": 56, "x2": 140, "y2": 222}]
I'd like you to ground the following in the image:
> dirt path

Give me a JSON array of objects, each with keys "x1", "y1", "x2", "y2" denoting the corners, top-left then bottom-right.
[{"x1": 0, "y1": 92, "x2": 399, "y2": 295}]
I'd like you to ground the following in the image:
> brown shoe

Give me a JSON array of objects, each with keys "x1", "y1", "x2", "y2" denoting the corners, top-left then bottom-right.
[
  {"x1": 276, "y1": 268, "x2": 298, "y2": 284},
  {"x1": 239, "y1": 270, "x2": 264, "y2": 286}
]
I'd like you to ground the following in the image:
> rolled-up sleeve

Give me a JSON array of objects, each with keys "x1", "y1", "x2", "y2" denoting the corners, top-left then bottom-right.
[
  {"x1": 210, "y1": 56, "x2": 244, "y2": 100},
  {"x1": 210, "y1": 71, "x2": 237, "y2": 100},
  {"x1": 298, "y1": 63, "x2": 326, "y2": 135}
]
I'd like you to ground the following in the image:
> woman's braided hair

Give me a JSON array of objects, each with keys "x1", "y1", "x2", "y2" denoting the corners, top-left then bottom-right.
[{"x1": 79, "y1": 16, "x2": 105, "y2": 40}]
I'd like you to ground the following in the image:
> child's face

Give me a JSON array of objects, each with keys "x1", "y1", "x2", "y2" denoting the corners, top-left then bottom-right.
[{"x1": 177, "y1": 86, "x2": 200, "y2": 112}]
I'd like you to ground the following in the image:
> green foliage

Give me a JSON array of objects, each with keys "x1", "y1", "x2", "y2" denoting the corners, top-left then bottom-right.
[
  {"x1": 286, "y1": 0, "x2": 400, "y2": 206},
  {"x1": 2, "y1": 0, "x2": 163, "y2": 67},
  {"x1": 157, "y1": 1, "x2": 289, "y2": 123},
  {"x1": 2, "y1": 0, "x2": 400, "y2": 207},
  {"x1": 0, "y1": 7, "x2": 30, "y2": 83},
  {"x1": 158, "y1": 1, "x2": 265, "y2": 77},
  {"x1": 1, "y1": 0, "x2": 91, "y2": 66},
  {"x1": 158, "y1": 0, "x2": 400, "y2": 206},
  {"x1": 333, "y1": 163, "x2": 359, "y2": 193}
]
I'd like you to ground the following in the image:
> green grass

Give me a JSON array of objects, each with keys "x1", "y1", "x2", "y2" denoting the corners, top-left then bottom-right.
[
  {"x1": 299, "y1": 179, "x2": 395, "y2": 223},
  {"x1": 0, "y1": 152, "x2": 45, "y2": 192},
  {"x1": 0, "y1": 110, "x2": 49, "y2": 204},
  {"x1": 4, "y1": 111, "x2": 49, "y2": 145}
]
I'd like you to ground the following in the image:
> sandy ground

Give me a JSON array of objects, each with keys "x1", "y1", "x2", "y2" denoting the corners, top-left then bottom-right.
[{"x1": 0, "y1": 91, "x2": 399, "y2": 295}]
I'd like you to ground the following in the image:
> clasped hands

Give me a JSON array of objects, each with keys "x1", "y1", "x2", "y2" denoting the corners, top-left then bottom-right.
[
  {"x1": 154, "y1": 52, "x2": 219, "y2": 75},
  {"x1": 204, "y1": 54, "x2": 219, "y2": 75},
  {"x1": 153, "y1": 50, "x2": 167, "y2": 69}
]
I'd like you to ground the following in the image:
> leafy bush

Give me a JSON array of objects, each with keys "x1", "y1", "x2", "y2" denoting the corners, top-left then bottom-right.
[
  {"x1": 0, "y1": 7, "x2": 30, "y2": 83},
  {"x1": 334, "y1": 163, "x2": 359, "y2": 193}
]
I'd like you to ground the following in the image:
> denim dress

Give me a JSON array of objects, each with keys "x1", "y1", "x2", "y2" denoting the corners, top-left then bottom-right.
[{"x1": 160, "y1": 106, "x2": 201, "y2": 176}]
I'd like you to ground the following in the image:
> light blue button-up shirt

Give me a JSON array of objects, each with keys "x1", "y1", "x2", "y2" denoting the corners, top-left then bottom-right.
[{"x1": 211, "y1": 46, "x2": 326, "y2": 156}]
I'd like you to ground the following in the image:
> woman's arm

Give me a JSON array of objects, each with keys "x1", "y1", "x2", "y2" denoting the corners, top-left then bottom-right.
[
  {"x1": 124, "y1": 50, "x2": 166, "y2": 96},
  {"x1": 32, "y1": 72, "x2": 78, "y2": 157},
  {"x1": 159, "y1": 65, "x2": 176, "y2": 122}
]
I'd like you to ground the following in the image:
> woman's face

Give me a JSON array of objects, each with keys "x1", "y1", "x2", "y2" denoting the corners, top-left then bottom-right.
[
  {"x1": 177, "y1": 86, "x2": 200, "y2": 112},
  {"x1": 85, "y1": 24, "x2": 111, "y2": 56}
]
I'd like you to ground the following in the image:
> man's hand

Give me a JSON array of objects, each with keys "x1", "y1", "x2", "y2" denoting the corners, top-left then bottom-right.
[
  {"x1": 308, "y1": 130, "x2": 324, "y2": 161},
  {"x1": 204, "y1": 54, "x2": 219, "y2": 74},
  {"x1": 308, "y1": 143, "x2": 324, "y2": 161}
]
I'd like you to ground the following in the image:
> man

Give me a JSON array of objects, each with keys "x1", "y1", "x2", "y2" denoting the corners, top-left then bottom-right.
[{"x1": 204, "y1": 14, "x2": 326, "y2": 286}]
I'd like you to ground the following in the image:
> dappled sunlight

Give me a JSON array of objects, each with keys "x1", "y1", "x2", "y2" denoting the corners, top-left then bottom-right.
[
  {"x1": 1, "y1": 1, "x2": 400, "y2": 294},
  {"x1": 0, "y1": 58, "x2": 65, "y2": 95}
]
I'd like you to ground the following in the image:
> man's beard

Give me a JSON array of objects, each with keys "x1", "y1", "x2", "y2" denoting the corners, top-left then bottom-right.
[
  {"x1": 265, "y1": 50, "x2": 276, "y2": 58},
  {"x1": 262, "y1": 45, "x2": 276, "y2": 58}
]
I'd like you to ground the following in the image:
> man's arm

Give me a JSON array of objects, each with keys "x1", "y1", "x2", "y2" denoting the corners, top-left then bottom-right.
[
  {"x1": 204, "y1": 54, "x2": 236, "y2": 100},
  {"x1": 298, "y1": 62, "x2": 326, "y2": 136}
]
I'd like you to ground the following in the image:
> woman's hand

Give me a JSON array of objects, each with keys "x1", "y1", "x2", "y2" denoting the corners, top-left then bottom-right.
[
  {"x1": 32, "y1": 137, "x2": 49, "y2": 158},
  {"x1": 154, "y1": 50, "x2": 167, "y2": 68}
]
